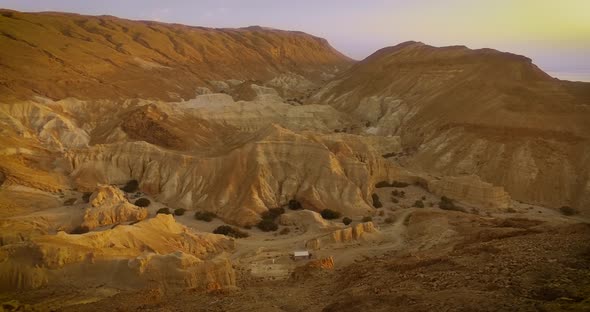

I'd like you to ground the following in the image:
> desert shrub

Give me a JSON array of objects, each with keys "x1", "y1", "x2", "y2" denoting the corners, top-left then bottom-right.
[
  {"x1": 156, "y1": 207, "x2": 171, "y2": 215},
  {"x1": 194, "y1": 211, "x2": 217, "y2": 222},
  {"x1": 391, "y1": 190, "x2": 399, "y2": 197},
  {"x1": 262, "y1": 207, "x2": 285, "y2": 220},
  {"x1": 438, "y1": 196, "x2": 455, "y2": 210},
  {"x1": 70, "y1": 225, "x2": 89, "y2": 234},
  {"x1": 279, "y1": 228, "x2": 291, "y2": 235},
  {"x1": 372, "y1": 193, "x2": 383, "y2": 208},
  {"x1": 421, "y1": 196, "x2": 426, "y2": 200},
  {"x1": 320, "y1": 209, "x2": 341, "y2": 220},
  {"x1": 506, "y1": 207, "x2": 517, "y2": 213},
  {"x1": 375, "y1": 181, "x2": 391, "y2": 188},
  {"x1": 288, "y1": 199, "x2": 303, "y2": 210},
  {"x1": 382, "y1": 152, "x2": 397, "y2": 158},
  {"x1": 122, "y1": 179, "x2": 139, "y2": 193},
  {"x1": 392, "y1": 197, "x2": 399, "y2": 204},
  {"x1": 559, "y1": 206, "x2": 578, "y2": 216},
  {"x1": 134, "y1": 198, "x2": 151, "y2": 207},
  {"x1": 375, "y1": 181, "x2": 409, "y2": 188},
  {"x1": 378, "y1": 210, "x2": 385, "y2": 216},
  {"x1": 244, "y1": 224, "x2": 252, "y2": 230},
  {"x1": 400, "y1": 191, "x2": 406, "y2": 198},
  {"x1": 82, "y1": 192, "x2": 92, "y2": 203},
  {"x1": 213, "y1": 225, "x2": 249, "y2": 238},
  {"x1": 403, "y1": 215, "x2": 412, "y2": 226},
  {"x1": 362, "y1": 216, "x2": 373, "y2": 222},
  {"x1": 384, "y1": 217, "x2": 395, "y2": 224},
  {"x1": 438, "y1": 196, "x2": 466, "y2": 212},
  {"x1": 63, "y1": 198, "x2": 77, "y2": 206},
  {"x1": 173, "y1": 208, "x2": 186, "y2": 216},
  {"x1": 257, "y1": 219, "x2": 278, "y2": 232},
  {"x1": 429, "y1": 202, "x2": 434, "y2": 207},
  {"x1": 342, "y1": 217, "x2": 352, "y2": 225},
  {"x1": 413, "y1": 200, "x2": 424, "y2": 208}
]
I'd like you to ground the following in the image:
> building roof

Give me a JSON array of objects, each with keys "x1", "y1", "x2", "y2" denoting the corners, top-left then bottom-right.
[{"x1": 293, "y1": 251, "x2": 309, "y2": 257}]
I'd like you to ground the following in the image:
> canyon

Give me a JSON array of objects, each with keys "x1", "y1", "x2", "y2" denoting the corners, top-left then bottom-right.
[{"x1": 0, "y1": 9, "x2": 589, "y2": 312}]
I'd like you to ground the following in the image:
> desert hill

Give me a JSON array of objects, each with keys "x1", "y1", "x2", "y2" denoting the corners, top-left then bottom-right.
[
  {"x1": 1, "y1": 10, "x2": 589, "y2": 311},
  {"x1": 0, "y1": 9, "x2": 351, "y2": 102},
  {"x1": 312, "y1": 41, "x2": 590, "y2": 210}
]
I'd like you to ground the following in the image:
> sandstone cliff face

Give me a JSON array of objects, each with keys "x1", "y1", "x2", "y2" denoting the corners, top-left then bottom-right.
[
  {"x1": 0, "y1": 214, "x2": 235, "y2": 291},
  {"x1": 313, "y1": 42, "x2": 590, "y2": 211},
  {"x1": 67, "y1": 125, "x2": 401, "y2": 225},
  {"x1": 0, "y1": 10, "x2": 351, "y2": 102},
  {"x1": 428, "y1": 175, "x2": 512, "y2": 210},
  {"x1": 81, "y1": 185, "x2": 148, "y2": 229},
  {"x1": 306, "y1": 222, "x2": 379, "y2": 250}
]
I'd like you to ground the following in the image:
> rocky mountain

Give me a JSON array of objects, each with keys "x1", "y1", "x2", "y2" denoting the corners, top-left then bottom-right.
[
  {"x1": 1, "y1": 10, "x2": 589, "y2": 311},
  {"x1": 0, "y1": 9, "x2": 351, "y2": 102},
  {"x1": 312, "y1": 41, "x2": 590, "y2": 210}
]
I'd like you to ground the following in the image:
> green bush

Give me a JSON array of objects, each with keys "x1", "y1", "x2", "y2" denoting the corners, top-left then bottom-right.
[
  {"x1": 257, "y1": 219, "x2": 278, "y2": 232},
  {"x1": 135, "y1": 198, "x2": 151, "y2": 207},
  {"x1": 262, "y1": 207, "x2": 285, "y2": 220},
  {"x1": 213, "y1": 225, "x2": 249, "y2": 238},
  {"x1": 320, "y1": 209, "x2": 341, "y2": 220},
  {"x1": 362, "y1": 216, "x2": 373, "y2": 222},
  {"x1": 173, "y1": 208, "x2": 186, "y2": 216},
  {"x1": 559, "y1": 206, "x2": 578, "y2": 216},
  {"x1": 122, "y1": 179, "x2": 139, "y2": 193},
  {"x1": 156, "y1": 207, "x2": 171, "y2": 215},
  {"x1": 288, "y1": 199, "x2": 303, "y2": 210},
  {"x1": 342, "y1": 217, "x2": 352, "y2": 225},
  {"x1": 82, "y1": 192, "x2": 92, "y2": 203},
  {"x1": 372, "y1": 193, "x2": 383, "y2": 208},
  {"x1": 194, "y1": 211, "x2": 217, "y2": 222},
  {"x1": 70, "y1": 225, "x2": 89, "y2": 234},
  {"x1": 413, "y1": 200, "x2": 424, "y2": 208}
]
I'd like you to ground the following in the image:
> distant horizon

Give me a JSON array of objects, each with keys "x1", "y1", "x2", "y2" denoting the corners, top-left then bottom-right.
[{"x1": 1, "y1": 0, "x2": 589, "y2": 81}]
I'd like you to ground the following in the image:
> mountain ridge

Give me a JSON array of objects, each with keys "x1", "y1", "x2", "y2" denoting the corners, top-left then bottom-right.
[{"x1": 0, "y1": 9, "x2": 352, "y2": 102}]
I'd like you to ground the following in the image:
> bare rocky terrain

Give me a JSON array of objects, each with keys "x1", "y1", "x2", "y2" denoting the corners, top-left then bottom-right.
[{"x1": 0, "y1": 9, "x2": 589, "y2": 312}]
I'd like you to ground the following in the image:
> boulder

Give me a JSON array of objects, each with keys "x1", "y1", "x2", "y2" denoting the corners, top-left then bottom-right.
[{"x1": 81, "y1": 185, "x2": 148, "y2": 230}]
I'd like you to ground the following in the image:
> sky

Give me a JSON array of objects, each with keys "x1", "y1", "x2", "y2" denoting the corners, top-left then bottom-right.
[{"x1": 1, "y1": 0, "x2": 589, "y2": 77}]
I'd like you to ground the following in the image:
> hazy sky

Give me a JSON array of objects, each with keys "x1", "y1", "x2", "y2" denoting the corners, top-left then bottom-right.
[{"x1": 1, "y1": 0, "x2": 589, "y2": 74}]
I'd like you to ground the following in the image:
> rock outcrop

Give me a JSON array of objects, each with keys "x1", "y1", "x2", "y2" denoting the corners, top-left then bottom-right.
[
  {"x1": 67, "y1": 124, "x2": 401, "y2": 225},
  {"x1": 0, "y1": 10, "x2": 351, "y2": 102},
  {"x1": 313, "y1": 41, "x2": 590, "y2": 211},
  {"x1": 81, "y1": 185, "x2": 148, "y2": 230},
  {"x1": 428, "y1": 175, "x2": 512, "y2": 209},
  {"x1": 0, "y1": 214, "x2": 235, "y2": 291},
  {"x1": 278, "y1": 210, "x2": 331, "y2": 231},
  {"x1": 306, "y1": 222, "x2": 379, "y2": 250}
]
